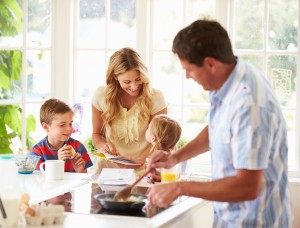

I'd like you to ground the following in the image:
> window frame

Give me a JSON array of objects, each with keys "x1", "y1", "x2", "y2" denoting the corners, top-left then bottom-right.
[{"x1": 0, "y1": 0, "x2": 299, "y2": 177}]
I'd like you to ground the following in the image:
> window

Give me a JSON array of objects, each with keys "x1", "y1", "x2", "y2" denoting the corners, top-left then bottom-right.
[
  {"x1": 0, "y1": 0, "x2": 51, "y2": 153},
  {"x1": 0, "y1": 0, "x2": 299, "y2": 177},
  {"x1": 231, "y1": 0, "x2": 299, "y2": 176}
]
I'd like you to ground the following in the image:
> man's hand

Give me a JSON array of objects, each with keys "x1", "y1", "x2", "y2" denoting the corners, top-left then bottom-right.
[
  {"x1": 147, "y1": 182, "x2": 181, "y2": 208},
  {"x1": 146, "y1": 150, "x2": 176, "y2": 171}
]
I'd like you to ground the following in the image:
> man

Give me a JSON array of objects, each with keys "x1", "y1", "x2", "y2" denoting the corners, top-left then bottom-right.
[{"x1": 147, "y1": 19, "x2": 293, "y2": 227}]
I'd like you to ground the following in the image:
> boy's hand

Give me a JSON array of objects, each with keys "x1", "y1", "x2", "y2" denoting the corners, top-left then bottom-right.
[
  {"x1": 58, "y1": 144, "x2": 73, "y2": 161},
  {"x1": 71, "y1": 153, "x2": 87, "y2": 173}
]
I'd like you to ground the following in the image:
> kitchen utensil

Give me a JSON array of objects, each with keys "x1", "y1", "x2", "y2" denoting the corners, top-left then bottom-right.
[
  {"x1": 39, "y1": 160, "x2": 65, "y2": 180},
  {"x1": 0, "y1": 197, "x2": 7, "y2": 218},
  {"x1": 113, "y1": 169, "x2": 151, "y2": 201},
  {"x1": 94, "y1": 193, "x2": 147, "y2": 211}
]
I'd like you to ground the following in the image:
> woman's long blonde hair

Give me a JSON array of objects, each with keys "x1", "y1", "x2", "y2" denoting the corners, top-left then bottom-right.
[
  {"x1": 102, "y1": 47, "x2": 153, "y2": 137},
  {"x1": 149, "y1": 115, "x2": 182, "y2": 154}
]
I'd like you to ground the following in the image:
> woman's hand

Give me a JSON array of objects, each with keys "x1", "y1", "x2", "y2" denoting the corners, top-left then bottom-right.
[
  {"x1": 114, "y1": 154, "x2": 143, "y2": 169},
  {"x1": 98, "y1": 142, "x2": 118, "y2": 156}
]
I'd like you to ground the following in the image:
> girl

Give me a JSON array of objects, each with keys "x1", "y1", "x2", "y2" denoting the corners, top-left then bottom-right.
[{"x1": 145, "y1": 114, "x2": 182, "y2": 182}]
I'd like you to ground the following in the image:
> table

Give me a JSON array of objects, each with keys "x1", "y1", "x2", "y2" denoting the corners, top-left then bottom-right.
[
  {"x1": 18, "y1": 172, "x2": 90, "y2": 204},
  {"x1": 16, "y1": 172, "x2": 213, "y2": 228}
]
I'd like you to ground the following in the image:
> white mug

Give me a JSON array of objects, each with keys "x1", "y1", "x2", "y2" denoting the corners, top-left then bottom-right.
[{"x1": 39, "y1": 160, "x2": 65, "y2": 180}]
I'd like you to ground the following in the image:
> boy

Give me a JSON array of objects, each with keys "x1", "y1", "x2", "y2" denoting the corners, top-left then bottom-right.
[{"x1": 30, "y1": 98, "x2": 93, "y2": 173}]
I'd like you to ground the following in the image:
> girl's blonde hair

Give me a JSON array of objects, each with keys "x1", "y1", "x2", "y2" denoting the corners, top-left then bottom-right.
[
  {"x1": 149, "y1": 114, "x2": 182, "y2": 154},
  {"x1": 102, "y1": 47, "x2": 153, "y2": 139}
]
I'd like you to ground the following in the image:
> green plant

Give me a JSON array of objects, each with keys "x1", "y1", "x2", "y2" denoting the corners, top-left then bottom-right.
[
  {"x1": 177, "y1": 137, "x2": 189, "y2": 149},
  {"x1": 83, "y1": 136, "x2": 97, "y2": 152},
  {"x1": 0, "y1": 0, "x2": 37, "y2": 154}
]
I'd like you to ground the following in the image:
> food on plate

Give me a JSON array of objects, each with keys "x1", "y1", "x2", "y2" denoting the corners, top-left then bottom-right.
[{"x1": 106, "y1": 195, "x2": 141, "y2": 202}]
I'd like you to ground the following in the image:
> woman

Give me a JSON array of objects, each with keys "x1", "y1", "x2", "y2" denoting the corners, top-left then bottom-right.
[{"x1": 92, "y1": 47, "x2": 167, "y2": 174}]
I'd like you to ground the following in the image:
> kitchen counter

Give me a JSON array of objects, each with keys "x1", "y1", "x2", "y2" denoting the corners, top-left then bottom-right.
[{"x1": 16, "y1": 172, "x2": 213, "y2": 228}]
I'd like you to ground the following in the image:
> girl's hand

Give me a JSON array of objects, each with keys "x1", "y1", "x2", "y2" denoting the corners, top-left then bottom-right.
[{"x1": 147, "y1": 169, "x2": 161, "y2": 182}]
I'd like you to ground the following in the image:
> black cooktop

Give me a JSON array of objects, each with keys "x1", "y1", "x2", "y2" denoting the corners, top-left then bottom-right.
[{"x1": 43, "y1": 183, "x2": 181, "y2": 218}]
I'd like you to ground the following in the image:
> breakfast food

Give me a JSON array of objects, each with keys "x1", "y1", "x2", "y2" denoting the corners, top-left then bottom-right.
[
  {"x1": 105, "y1": 195, "x2": 140, "y2": 202},
  {"x1": 71, "y1": 147, "x2": 76, "y2": 159},
  {"x1": 19, "y1": 193, "x2": 65, "y2": 226},
  {"x1": 25, "y1": 203, "x2": 65, "y2": 226},
  {"x1": 19, "y1": 193, "x2": 35, "y2": 216}
]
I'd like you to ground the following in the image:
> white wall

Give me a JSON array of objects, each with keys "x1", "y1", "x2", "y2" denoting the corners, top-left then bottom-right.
[{"x1": 290, "y1": 181, "x2": 300, "y2": 228}]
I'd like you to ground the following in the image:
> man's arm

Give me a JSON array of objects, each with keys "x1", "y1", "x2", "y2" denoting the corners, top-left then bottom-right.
[
  {"x1": 179, "y1": 169, "x2": 263, "y2": 201},
  {"x1": 148, "y1": 169, "x2": 263, "y2": 208}
]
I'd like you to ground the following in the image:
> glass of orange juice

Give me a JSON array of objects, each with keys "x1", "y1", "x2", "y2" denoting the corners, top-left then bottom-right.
[{"x1": 161, "y1": 165, "x2": 179, "y2": 183}]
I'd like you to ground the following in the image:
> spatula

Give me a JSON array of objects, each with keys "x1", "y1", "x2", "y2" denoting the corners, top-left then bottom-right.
[{"x1": 113, "y1": 169, "x2": 152, "y2": 201}]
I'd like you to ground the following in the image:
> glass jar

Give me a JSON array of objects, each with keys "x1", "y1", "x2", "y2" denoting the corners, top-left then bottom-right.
[{"x1": 0, "y1": 155, "x2": 20, "y2": 227}]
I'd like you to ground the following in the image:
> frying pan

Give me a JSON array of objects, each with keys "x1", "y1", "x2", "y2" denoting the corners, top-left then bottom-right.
[{"x1": 94, "y1": 193, "x2": 147, "y2": 211}]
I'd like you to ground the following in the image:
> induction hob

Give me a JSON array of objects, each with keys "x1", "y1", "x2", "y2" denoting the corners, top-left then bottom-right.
[{"x1": 43, "y1": 183, "x2": 187, "y2": 218}]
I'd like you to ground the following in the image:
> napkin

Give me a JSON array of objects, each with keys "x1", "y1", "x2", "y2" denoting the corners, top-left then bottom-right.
[{"x1": 97, "y1": 168, "x2": 135, "y2": 185}]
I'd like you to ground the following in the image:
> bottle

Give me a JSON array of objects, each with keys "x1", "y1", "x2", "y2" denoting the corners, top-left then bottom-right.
[{"x1": 0, "y1": 154, "x2": 20, "y2": 227}]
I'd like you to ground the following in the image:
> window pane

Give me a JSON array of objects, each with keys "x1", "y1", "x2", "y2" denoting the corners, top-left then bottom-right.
[
  {"x1": 152, "y1": 0, "x2": 184, "y2": 49},
  {"x1": 186, "y1": 0, "x2": 216, "y2": 24},
  {"x1": 27, "y1": 50, "x2": 51, "y2": 100},
  {"x1": 183, "y1": 108, "x2": 208, "y2": 139},
  {"x1": 268, "y1": 0, "x2": 298, "y2": 50},
  {"x1": 238, "y1": 54, "x2": 264, "y2": 72},
  {"x1": 233, "y1": 0, "x2": 264, "y2": 50},
  {"x1": 267, "y1": 55, "x2": 297, "y2": 107},
  {"x1": 184, "y1": 79, "x2": 209, "y2": 105},
  {"x1": 0, "y1": 50, "x2": 22, "y2": 100},
  {"x1": 0, "y1": 1, "x2": 23, "y2": 47},
  {"x1": 27, "y1": 103, "x2": 45, "y2": 145},
  {"x1": 108, "y1": 0, "x2": 136, "y2": 49},
  {"x1": 28, "y1": 0, "x2": 51, "y2": 48},
  {"x1": 73, "y1": 102, "x2": 92, "y2": 142},
  {"x1": 79, "y1": 0, "x2": 105, "y2": 48},
  {"x1": 283, "y1": 110, "x2": 297, "y2": 171},
  {"x1": 151, "y1": 52, "x2": 182, "y2": 105},
  {"x1": 76, "y1": 51, "x2": 106, "y2": 101}
]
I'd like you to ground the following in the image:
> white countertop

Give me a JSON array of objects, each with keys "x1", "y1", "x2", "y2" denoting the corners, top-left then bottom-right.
[
  {"x1": 15, "y1": 172, "x2": 208, "y2": 228},
  {"x1": 18, "y1": 172, "x2": 90, "y2": 204}
]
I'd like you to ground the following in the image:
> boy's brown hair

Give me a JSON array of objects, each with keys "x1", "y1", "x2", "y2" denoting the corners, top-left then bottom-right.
[{"x1": 40, "y1": 98, "x2": 73, "y2": 125}]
